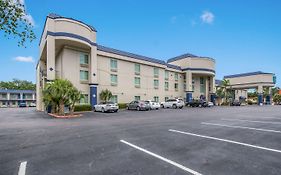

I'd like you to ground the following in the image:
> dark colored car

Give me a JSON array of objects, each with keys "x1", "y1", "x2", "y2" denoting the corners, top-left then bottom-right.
[
  {"x1": 187, "y1": 100, "x2": 208, "y2": 108},
  {"x1": 231, "y1": 100, "x2": 241, "y2": 106},
  {"x1": 127, "y1": 101, "x2": 150, "y2": 111},
  {"x1": 19, "y1": 102, "x2": 27, "y2": 107}
]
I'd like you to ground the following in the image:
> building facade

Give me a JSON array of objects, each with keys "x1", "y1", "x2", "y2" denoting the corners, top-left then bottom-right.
[
  {"x1": 0, "y1": 89, "x2": 36, "y2": 107},
  {"x1": 36, "y1": 14, "x2": 216, "y2": 111}
]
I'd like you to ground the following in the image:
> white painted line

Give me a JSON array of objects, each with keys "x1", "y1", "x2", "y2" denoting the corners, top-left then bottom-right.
[
  {"x1": 18, "y1": 161, "x2": 27, "y2": 175},
  {"x1": 169, "y1": 129, "x2": 281, "y2": 154},
  {"x1": 120, "y1": 140, "x2": 202, "y2": 175},
  {"x1": 259, "y1": 117, "x2": 281, "y2": 120},
  {"x1": 201, "y1": 122, "x2": 281, "y2": 134},
  {"x1": 221, "y1": 119, "x2": 281, "y2": 125}
]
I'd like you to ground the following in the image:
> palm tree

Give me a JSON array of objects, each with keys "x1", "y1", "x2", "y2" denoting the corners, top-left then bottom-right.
[
  {"x1": 221, "y1": 79, "x2": 231, "y2": 103},
  {"x1": 100, "y1": 89, "x2": 113, "y2": 103},
  {"x1": 42, "y1": 79, "x2": 81, "y2": 115},
  {"x1": 68, "y1": 87, "x2": 82, "y2": 115}
]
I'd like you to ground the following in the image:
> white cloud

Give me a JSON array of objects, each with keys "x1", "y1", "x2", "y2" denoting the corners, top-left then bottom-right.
[
  {"x1": 14, "y1": 56, "x2": 34, "y2": 63},
  {"x1": 22, "y1": 14, "x2": 35, "y2": 26},
  {"x1": 200, "y1": 11, "x2": 215, "y2": 24}
]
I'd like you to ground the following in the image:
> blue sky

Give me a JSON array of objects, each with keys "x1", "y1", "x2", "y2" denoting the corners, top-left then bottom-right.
[{"x1": 0, "y1": 0, "x2": 280, "y2": 86}]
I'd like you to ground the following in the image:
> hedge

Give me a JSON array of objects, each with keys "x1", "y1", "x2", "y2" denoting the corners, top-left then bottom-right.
[
  {"x1": 118, "y1": 103, "x2": 128, "y2": 109},
  {"x1": 74, "y1": 104, "x2": 92, "y2": 112}
]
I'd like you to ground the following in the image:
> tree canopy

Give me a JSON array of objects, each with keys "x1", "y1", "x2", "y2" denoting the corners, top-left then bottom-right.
[
  {"x1": 0, "y1": 0, "x2": 36, "y2": 47},
  {"x1": 0, "y1": 79, "x2": 35, "y2": 90}
]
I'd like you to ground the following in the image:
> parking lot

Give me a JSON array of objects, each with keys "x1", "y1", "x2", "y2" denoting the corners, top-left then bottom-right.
[{"x1": 0, "y1": 106, "x2": 281, "y2": 175}]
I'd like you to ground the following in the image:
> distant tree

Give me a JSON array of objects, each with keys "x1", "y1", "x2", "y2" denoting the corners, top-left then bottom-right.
[
  {"x1": 271, "y1": 87, "x2": 280, "y2": 97},
  {"x1": 273, "y1": 94, "x2": 281, "y2": 105},
  {"x1": 0, "y1": 79, "x2": 35, "y2": 90},
  {"x1": 100, "y1": 89, "x2": 112, "y2": 103},
  {"x1": 0, "y1": 0, "x2": 36, "y2": 47}
]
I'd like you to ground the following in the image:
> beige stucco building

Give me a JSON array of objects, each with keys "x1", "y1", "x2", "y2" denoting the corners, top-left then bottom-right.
[{"x1": 36, "y1": 14, "x2": 216, "y2": 111}]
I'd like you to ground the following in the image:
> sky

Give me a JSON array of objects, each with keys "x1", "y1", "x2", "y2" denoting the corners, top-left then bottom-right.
[{"x1": 0, "y1": 0, "x2": 281, "y2": 86}]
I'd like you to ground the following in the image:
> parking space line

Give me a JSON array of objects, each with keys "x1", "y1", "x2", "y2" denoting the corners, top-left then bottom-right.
[
  {"x1": 169, "y1": 129, "x2": 281, "y2": 154},
  {"x1": 18, "y1": 161, "x2": 27, "y2": 175},
  {"x1": 201, "y1": 122, "x2": 281, "y2": 133},
  {"x1": 120, "y1": 140, "x2": 202, "y2": 175},
  {"x1": 221, "y1": 119, "x2": 281, "y2": 125}
]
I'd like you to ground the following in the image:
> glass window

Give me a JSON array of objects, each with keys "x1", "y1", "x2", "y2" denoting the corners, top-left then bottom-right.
[
  {"x1": 135, "y1": 64, "x2": 140, "y2": 74},
  {"x1": 153, "y1": 96, "x2": 159, "y2": 102},
  {"x1": 1, "y1": 94, "x2": 7, "y2": 99},
  {"x1": 110, "y1": 59, "x2": 117, "y2": 70},
  {"x1": 154, "y1": 67, "x2": 159, "y2": 77},
  {"x1": 154, "y1": 79, "x2": 159, "y2": 88},
  {"x1": 165, "y1": 97, "x2": 169, "y2": 101},
  {"x1": 174, "y1": 83, "x2": 178, "y2": 91},
  {"x1": 80, "y1": 53, "x2": 89, "y2": 65},
  {"x1": 80, "y1": 94, "x2": 89, "y2": 104},
  {"x1": 200, "y1": 77, "x2": 205, "y2": 93},
  {"x1": 184, "y1": 84, "x2": 186, "y2": 90},
  {"x1": 135, "y1": 77, "x2": 141, "y2": 87},
  {"x1": 192, "y1": 78, "x2": 195, "y2": 91},
  {"x1": 111, "y1": 74, "x2": 118, "y2": 85},
  {"x1": 175, "y1": 73, "x2": 178, "y2": 81},
  {"x1": 165, "y1": 82, "x2": 169, "y2": 90},
  {"x1": 80, "y1": 70, "x2": 89, "y2": 81},
  {"x1": 165, "y1": 70, "x2": 169, "y2": 80},
  {"x1": 135, "y1": 96, "x2": 141, "y2": 101},
  {"x1": 111, "y1": 95, "x2": 118, "y2": 103}
]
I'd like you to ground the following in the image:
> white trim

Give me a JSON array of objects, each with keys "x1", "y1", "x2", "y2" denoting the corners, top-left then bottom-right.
[
  {"x1": 120, "y1": 140, "x2": 202, "y2": 175},
  {"x1": 18, "y1": 161, "x2": 27, "y2": 175},
  {"x1": 169, "y1": 129, "x2": 281, "y2": 154}
]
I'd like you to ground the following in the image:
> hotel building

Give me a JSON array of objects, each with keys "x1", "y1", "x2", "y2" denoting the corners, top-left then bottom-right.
[
  {"x1": 0, "y1": 89, "x2": 36, "y2": 107},
  {"x1": 36, "y1": 14, "x2": 216, "y2": 111}
]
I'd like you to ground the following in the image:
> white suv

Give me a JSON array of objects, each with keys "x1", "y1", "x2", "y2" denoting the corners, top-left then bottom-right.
[{"x1": 161, "y1": 99, "x2": 184, "y2": 109}]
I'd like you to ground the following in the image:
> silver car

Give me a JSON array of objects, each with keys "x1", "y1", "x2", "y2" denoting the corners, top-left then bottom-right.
[
  {"x1": 94, "y1": 102, "x2": 119, "y2": 113},
  {"x1": 161, "y1": 99, "x2": 184, "y2": 109},
  {"x1": 127, "y1": 101, "x2": 150, "y2": 111}
]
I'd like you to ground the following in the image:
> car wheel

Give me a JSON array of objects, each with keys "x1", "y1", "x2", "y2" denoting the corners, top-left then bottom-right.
[
  {"x1": 127, "y1": 106, "x2": 130, "y2": 110},
  {"x1": 137, "y1": 106, "x2": 140, "y2": 111},
  {"x1": 115, "y1": 109, "x2": 118, "y2": 113},
  {"x1": 172, "y1": 104, "x2": 177, "y2": 109},
  {"x1": 93, "y1": 107, "x2": 96, "y2": 112},
  {"x1": 101, "y1": 108, "x2": 105, "y2": 113},
  {"x1": 161, "y1": 104, "x2": 164, "y2": 108},
  {"x1": 179, "y1": 106, "x2": 183, "y2": 109}
]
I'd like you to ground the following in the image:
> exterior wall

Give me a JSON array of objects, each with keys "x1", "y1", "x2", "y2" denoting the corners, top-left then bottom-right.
[
  {"x1": 97, "y1": 55, "x2": 185, "y2": 103},
  {"x1": 226, "y1": 74, "x2": 274, "y2": 88}
]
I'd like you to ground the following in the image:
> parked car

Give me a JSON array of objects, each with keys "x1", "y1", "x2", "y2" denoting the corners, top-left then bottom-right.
[
  {"x1": 187, "y1": 100, "x2": 208, "y2": 107},
  {"x1": 145, "y1": 100, "x2": 160, "y2": 110},
  {"x1": 94, "y1": 102, "x2": 119, "y2": 113},
  {"x1": 19, "y1": 102, "x2": 27, "y2": 107},
  {"x1": 161, "y1": 99, "x2": 184, "y2": 109},
  {"x1": 231, "y1": 100, "x2": 241, "y2": 106},
  {"x1": 127, "y1": 101, "x2": 150, "y2": 111},
  {"x1": 29, "y1": 103, "x2": 36, "y2": 107}
]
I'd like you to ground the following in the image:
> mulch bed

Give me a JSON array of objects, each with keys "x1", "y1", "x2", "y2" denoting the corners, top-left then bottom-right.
[{"x1": 48, "y1": 113, "x2": 82, "y2": 119}]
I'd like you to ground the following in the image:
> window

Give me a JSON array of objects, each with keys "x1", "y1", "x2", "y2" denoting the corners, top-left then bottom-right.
[
  {"x1": 153, "y1": 67, "x2": 159, "y2": 77},
  {"x1": 273, "y1": 75, "x2": 277, "y2": 84},
  {"x1": 184, "y1": 84, "x2": 186, "y2": 90},
  {"x1": 80, "y1": 70, "x2": 89, "y2": 81},
  {"x1": 153, "y1": 96, "x2": 159, "y2": 102},
  {"x1": 174, "y1": 83, "x2": 178, "y2": 91},
  {"x1": 135, "y1": 96, "x2": 141, "y2": 101},
  {"x1": 175, "y1": 73, "x2": 178, "y2": 81},
  {"x1": 110, "y1": 59, "x2": 117, "y2": 71},
  {"x1": 154, "y1": 79, "x2": 159, "y2": 89},
  {"x1": 165, "y1": 82, "x2": 169, "y2": 91},
  {"x1": 111, "y1": 95, "x2": 118, "y2": 103},
  {"x1": 165, "y1": 70, "x2": 169, "y2": 80},
  {"x1": 80, "y1": 53, "x2": 89, "y2": 65},
  {"x1": 200, "y1": 77, "x2": 205, "y2": 93},
  {"x1": 135, "y1": 77, "x2": 141, "y2": 88},
  {"x1": 165, "y1": 97, "x2": 169, "y2": 101},
  {"x1": 111, "y1": 74, "x2": 118, "y2": 85},
  {"x1": 135, "y1": 64, "x2": 140, "y2": 75},
  {"x1": 12, "y1": 102, "x2": 16, "y2": 105},
  {"x1": 192, "y1": 78, "x2": 195, "y2": 91},
  {"x1": 80, "y1": 94, "x2": 89, "y2": 104},
  {"x1": 1, "y1": 94, "x2": 7, "y2": 99}
]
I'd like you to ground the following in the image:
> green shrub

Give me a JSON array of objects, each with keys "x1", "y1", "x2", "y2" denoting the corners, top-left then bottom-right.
[
  {"x1": 118, "y1": 103, "x2": 127, "y2": 109},
  {"x1": 273, "y1": 94, "x2": 281, "y2": 104},
  {"x1": 74, "y1": 104, "x2": 92, "y2": 112}
]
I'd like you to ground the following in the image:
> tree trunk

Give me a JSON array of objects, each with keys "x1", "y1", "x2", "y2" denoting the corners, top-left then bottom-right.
[{"x1": 59, "y1": 101, "x2": 65, "y2": 116}]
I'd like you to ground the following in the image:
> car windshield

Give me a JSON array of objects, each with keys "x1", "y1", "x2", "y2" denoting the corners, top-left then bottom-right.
[{"x1": 106, "y1": 102, "x2": 114, "y2": 104}]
